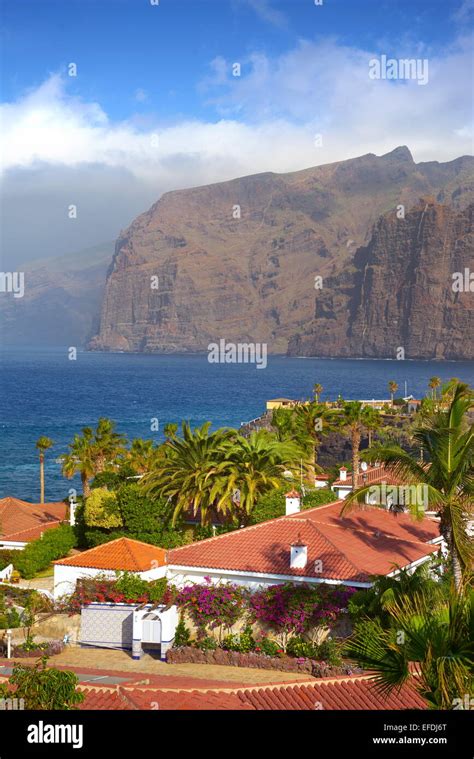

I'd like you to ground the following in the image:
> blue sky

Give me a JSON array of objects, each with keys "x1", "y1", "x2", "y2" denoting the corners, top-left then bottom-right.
[
  {"x1": 1, "y1": 0, "x2": 473, "y2": 266},
  {"x1": 2, "y1": 0, "x2": 471, "y2": 121}
]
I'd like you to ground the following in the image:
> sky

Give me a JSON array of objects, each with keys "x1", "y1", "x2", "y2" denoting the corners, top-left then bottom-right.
[{"x1": 1, "y1": 0, "x2": 473, "y2": 268}]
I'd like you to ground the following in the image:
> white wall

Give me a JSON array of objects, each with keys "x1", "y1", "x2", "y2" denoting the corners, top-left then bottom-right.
[{"x1": 53, "y1": 564, "x2": 167, "y2": 599}]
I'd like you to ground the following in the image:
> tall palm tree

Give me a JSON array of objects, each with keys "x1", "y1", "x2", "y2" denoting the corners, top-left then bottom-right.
[
  {"x1": 363, "y1": 407, "x2": 381, "y2": 447},
  {"x1": 341, "y1": 402, "x2": 374, "y2": 489},
  {"x1": 60, "y1": 428, "x2": 96, "y2": 498},
  {"x1": 345, "y1": 583, "x2": 473, "y2": 710},
  {"x1": 211, "y1": 431, "x2": 302, "y2": 525},
  {"x1": 93, "y1": 418, "x2": 127, "y2": 473},
  {"x1": 343, "y1": 382, "x2": 474, "y2": 590},
  {"x1": 142, "y1": 422, "x2": 234, "y2": 525},
  {"x1": 292, "y1": 401, "x2": 337, "y2": 476},
  {"x1": 429, "y1": 376, "x2": 441, "y2": 400},
  {"x1": 313, "y1": 383, "x2": 323, "y2": 402},
  {"x1": 35, "y1": 437, "x2": 53, "y2": 504},
  {"x1": 388, "y1": 381, "x2": 398, "y2": 405}
]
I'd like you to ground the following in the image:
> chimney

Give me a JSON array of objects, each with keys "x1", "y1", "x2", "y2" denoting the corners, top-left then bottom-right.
[
  {"x1": 339, "y1": 466, "x2": 347, "y2": 481},
  {"x1": 285, "y1": 490, "x2": 301, "y2": 515},
  {"x1": 290, "y1": 534, "x2": 308, "y2": 569},
  {"x1": 69, "y1": 497, "x2": 77, "y2": 527}
]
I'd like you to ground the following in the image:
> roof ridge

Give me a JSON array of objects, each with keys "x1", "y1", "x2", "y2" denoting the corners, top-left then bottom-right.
[
  {"x1": 312, "y1": 516, "x2": 434, "y2": 547},
  {"x1": 168, "y1": 501, "x2": 346, "y2": 556}
]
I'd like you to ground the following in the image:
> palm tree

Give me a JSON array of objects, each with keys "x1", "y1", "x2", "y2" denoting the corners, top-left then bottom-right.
[
  {"x1": 35, "y1": 437, "x2": 53, "y2": 504},
  {"x1": 345, "y1": 583, "x2": 473, "y2": 710},
  {"x1": 340, "y1": 402, "x2": 374, "y2": 489},
  {"x1": 343, "y1": 382, "x2": 474, "y2": 590},
  {"x1": 93, "y1": 418, "x2": 126, "y2": 473},
  {"x1": 211, "y1": 431, "x2": 302, "y2": 525},
  {"x1": 313, "y1": 383, "x2": 323, "y2": 402},
  {"x1": 429, "y1": 376, "x2": 441, "y2": 400},
  {"x1": 163, "y1": 423, "x2": 178, "y2": 442},
  {"x1": 60, "y1": 428, "x2": 96, "y2": 498},
  {"x1": 292, "y1": 401, "x2": 337, "y2": 476},
  {"x1": 388, "y1": 381, "x2": 398, "y2": 405},
  {"x1": 126, "y1": 438, "x2": 156, "y2": 474},
  {"x1": 142, "y1": 422, "x2": 234, "y2": 525},
  {"x1": 363, "y1": 407, "x2": 381, "y2": 447}
]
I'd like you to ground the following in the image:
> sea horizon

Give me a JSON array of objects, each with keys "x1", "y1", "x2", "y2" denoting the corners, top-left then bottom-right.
[{"x1": 1, "y1": 346, "x2": 473, "y2": 502}]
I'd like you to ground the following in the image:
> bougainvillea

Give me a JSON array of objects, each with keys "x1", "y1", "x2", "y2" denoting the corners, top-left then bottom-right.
[
  {"x1": 175, "y1": 578, "x2": 249, "y2": 637},
  {"x1": 249, "y1": 583, "x2": 356, "y2": 635}
]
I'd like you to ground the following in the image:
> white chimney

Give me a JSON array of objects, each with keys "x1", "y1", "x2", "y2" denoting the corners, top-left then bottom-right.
[
  {"x1": 69, "y1": 498, "x2": 77, "y2": 527},
  {"x1": 290, "y1": 536, "x2": 308, "y2": 569},
  {"x1": 339, "y1": 466, "x2": 348, "y2": 481},
  {"x1": 285, "y1": 490, "x2": 301, "y2": 515}
]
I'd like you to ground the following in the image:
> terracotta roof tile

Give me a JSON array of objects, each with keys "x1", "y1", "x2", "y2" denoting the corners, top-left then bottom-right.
[
  {"x1": 0, "y1": 497, "x2": 67, "y2": 543},
  {"x1": 168, "y1": 501, "x2": 440, "y2": 582},
  {"x1": 53, "y1": 537, "x2": 166, "y2": 571},
  {"x1": 76, "y1": 676, "x2": 426, "y2": 711}
]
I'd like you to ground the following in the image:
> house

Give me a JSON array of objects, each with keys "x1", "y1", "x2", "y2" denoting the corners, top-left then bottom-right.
[
  {"x1": 314, "y1": 473, "x2": 330, "y2": 489},
  {"x1": 166, "y1": 492, "x2": 442, "y2": 590},
  {"x1": 330, "y1": 463, "x2": 403, "y2": 501},
  {"x1": 0, "y1": 497, "x2": 68, "y2": 550},
  {"x1": 265, "y1": 398, "x2": 298, "y2": 410},
  {"x1": 52, "y1": 537, "x2": 167, "y2": 599}
]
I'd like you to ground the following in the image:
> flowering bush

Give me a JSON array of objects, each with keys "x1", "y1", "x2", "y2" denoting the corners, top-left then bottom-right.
[
  {"x1": 65, "y1": 573, "x2": 172, "y2": 613},
  {"x1": 222, "y1": 625, "x2": 255, "y2": 653},
  {"x1": 254, "y1": 636, "x2": 284, "y2": 657},
  {"x1": 250, "y1": 583, "x2": 356, "y2": 637},
  {"x1": 175, "y1": 579, "x2": 249, "y2": 638}
]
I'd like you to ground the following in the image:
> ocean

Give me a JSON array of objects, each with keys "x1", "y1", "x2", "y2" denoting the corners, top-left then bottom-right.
[{"x1": 1, "y1": 347, "x2": 473, "y2": 501}]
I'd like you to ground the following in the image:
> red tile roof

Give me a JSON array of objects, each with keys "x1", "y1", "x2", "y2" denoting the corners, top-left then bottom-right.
[
  {"x1": 53, "y1": 537, "x2": 166, "y2": 571},
  {"x1": 167, "y1": 501, "x2": 440, "y2": 583},
  {"x1": 77, "y1": 676, "x2": 426, "y2": 711},
  {"x1": 332, "y1": 464, "x2": 402, "y2": 487},
  {"x1": 0, "y1": 497, "x2": 67, "y2": 543}
]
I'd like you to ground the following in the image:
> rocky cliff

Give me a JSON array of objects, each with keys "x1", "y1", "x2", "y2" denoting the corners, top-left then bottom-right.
[
  {"x1": 89, "y1": 147, "x2": 474, "y2": 357},
  {"x1": 288, "y1": 200, "x2": 474, "y2": 360}
]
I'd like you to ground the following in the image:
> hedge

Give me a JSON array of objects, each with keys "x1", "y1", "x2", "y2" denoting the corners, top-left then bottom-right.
[{"x1": 14, "y1": 526, "x2": 75, "y2": 579}]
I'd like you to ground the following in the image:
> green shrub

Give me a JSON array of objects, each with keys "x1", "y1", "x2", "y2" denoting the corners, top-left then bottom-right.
[
  {"x1": 222, "y1": 625, "x2": 256, "y2": 653},
  {"x1": 15, "y1": 526, "x2": 75, "y2": 579},
  {"x1": 286, "y1": 636, "x2": 319, "y2": 659},
  {"x1": 255, "y1": 637, "x2": 283, "y2": 657},
  {"x1": 317, "y1": 637, "x2": 342, "y2": 666},
  {"x1": 173, "y1": 616, "x2": 191, "y2": 648},
  {"x1": 84, "y1": 488, "x2": 123, "y2": 529},
  {"x1": 0, "y1": 550, "x2": 16, "y2": 571},
  {"x1": 196, "y1": 636, "x2": 218, "y2": 651}
]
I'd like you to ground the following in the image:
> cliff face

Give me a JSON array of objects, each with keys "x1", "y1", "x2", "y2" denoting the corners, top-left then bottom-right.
[
  {"x1": 89, "y1": 147, "x2": 474, "y2": 357},
  {"x1": 288, "y1": 200, "x2": 474, "y2": 360}
]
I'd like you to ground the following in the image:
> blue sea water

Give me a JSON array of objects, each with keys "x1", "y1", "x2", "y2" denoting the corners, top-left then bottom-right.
[{"x1": 1, "y1": 347, "x2": 473, "y2": 501}]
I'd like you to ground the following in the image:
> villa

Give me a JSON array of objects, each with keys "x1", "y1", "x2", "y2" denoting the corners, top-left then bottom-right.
[
  {"x1": 166, "y1": 492, "x2": 442, "y2": 590},
  {"x1": 0, "y1": 497, "x2": 68, "y2": 550}
]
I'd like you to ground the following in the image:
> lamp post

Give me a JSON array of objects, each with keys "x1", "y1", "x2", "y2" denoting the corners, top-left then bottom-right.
[{"x1": 6, "y1": 629, "x2": 12, "y2": 659}]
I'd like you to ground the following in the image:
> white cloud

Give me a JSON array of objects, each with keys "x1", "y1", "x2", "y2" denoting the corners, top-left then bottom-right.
[{"x1": 1, "y1": 35, "x2": 472, "y2": 266}]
